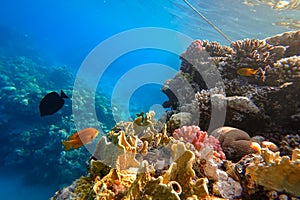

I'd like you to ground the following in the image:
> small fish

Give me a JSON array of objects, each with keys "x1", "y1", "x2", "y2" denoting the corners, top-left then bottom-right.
[
  {"x1": 39, "y1": 90, "x2": 69, "y2": 116},
  {"x1": 62, "y1": 128, "x2": 99, "y2": 151},
  {"x1": 237, "y1": 68, "x2": 260, "y2": 76}
]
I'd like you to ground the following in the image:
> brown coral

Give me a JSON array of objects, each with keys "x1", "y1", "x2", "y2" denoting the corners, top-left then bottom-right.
[
  {"x1": 280, "y1": 134, "x2": 300, "y2": 156},
  {"x1": 272, "y1": 56, "x2": 300, "y2": 82},
  {"x1": 227, "y1": 39, "x2": 284, "y2": 79},
  {"x1": 266, "y1": 30, "x2": 300, "y2": 46},
  {"x1": 211, "y1": 127, "x2": 260, "y2": 162}
]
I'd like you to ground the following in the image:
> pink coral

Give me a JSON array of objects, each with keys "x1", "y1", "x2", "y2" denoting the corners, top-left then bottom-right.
[
  {"x1": 173, "y1": 125, "x2": 225, "y2": 159},
  {"x1": 190, "y1": 40, "x2": 204, "y2": 50}
]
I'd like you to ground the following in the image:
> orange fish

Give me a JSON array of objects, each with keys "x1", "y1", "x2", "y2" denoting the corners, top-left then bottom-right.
[
  {"x1": 62, "y1": 128, "x2": 99, "y2": 151},
  {"x1": 237, "y1": 68, "x2": 259, "y2": 76}
]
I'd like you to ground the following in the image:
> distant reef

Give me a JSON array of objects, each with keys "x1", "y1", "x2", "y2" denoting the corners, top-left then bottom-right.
[
  {"x1": 51, "y1": 30, "x2": 300, "y2": 199},
  {"x1": 0, "y1": 55, "x2": 115, "y2": 187}
]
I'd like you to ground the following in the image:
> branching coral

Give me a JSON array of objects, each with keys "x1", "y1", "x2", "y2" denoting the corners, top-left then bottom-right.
[
  {"x1": 173, "y1": 125, "x2": 225, "y2": 160},
  {"x1": 272, "y1": 56, "x2": 300, "y2": 82}
]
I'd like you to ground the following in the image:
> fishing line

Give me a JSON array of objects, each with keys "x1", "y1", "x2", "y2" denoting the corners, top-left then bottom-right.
[{"x1": 183, "y1": 0, "x2": 232, "y2": 43}]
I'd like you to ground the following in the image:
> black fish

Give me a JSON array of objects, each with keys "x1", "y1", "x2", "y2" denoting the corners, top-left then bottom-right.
[{"x1": 39, "y1": 90, "x2": 69, "y2": 116}]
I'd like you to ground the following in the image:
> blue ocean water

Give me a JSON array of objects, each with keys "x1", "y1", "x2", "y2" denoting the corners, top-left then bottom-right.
[{"x1": 0, "y1": 0, "x2": 299, "y2": 199}]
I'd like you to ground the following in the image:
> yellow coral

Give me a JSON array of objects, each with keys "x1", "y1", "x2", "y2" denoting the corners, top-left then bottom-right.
[
  {"x1": 125, "y1": 161, "x2": 180, "y2": 200},
  {"x1": 93, "y1": 168, "x2": 137, "y2": 200},
  {"x1": 93, "y1": 132, "x2": 140, "y2": 170},
  {"x1": 163, "y1": 141, "x2": 210, "y2": 199},
  {"x1": 245, "y1": 148, "x2": 300, "y2": 196}
]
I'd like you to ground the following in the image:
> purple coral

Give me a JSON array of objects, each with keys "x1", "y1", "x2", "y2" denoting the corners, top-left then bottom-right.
[{"x1": 173, "y1": 125, "x2": 225, "y2": 159}]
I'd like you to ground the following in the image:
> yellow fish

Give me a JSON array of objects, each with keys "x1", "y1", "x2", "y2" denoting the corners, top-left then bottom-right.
[
  {"x1": 62, "y1": 127, "x2": 99, "y2": 151},
  {"x1": 237, "y1": 68, "x2": 259, "y2": 76}
]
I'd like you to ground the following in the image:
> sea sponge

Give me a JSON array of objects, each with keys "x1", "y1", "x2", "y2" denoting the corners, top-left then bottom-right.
[
  {"x1": 173, "y1": 125, "x2": 225, "y2": 160},
  {"x1": 245, "y1": 148, "x2": 300, "y2": 197},
  {"x1": 211, "y1": 126, "x2": 260, "y2": 162}
]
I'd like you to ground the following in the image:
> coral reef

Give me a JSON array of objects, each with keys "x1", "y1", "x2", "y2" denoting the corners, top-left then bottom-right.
[
  {"x1": 280, "y1": 133, "x2": 300, "y2": 156},
  {"x1": 162, "y1": 30, "x2": 300, "y2": 137},
  {"x1": 51, "y1": 113, "x2": 246, "y2": 199},
  {"x1": 51, "y1": 31, "x2": 300, "y2": 200},
  {"x1": 51, "y1": 113, "x2": 300, "y2": 200}
]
